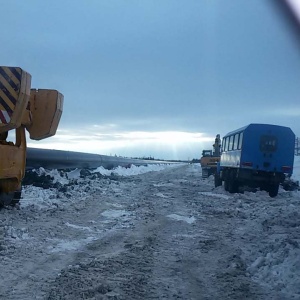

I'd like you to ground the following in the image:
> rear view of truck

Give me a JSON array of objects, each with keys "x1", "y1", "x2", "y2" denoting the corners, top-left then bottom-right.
[
  {"x1": 0, "y1": 66, "x2": 63, "y2": 206},
  {"x1": 215, "y1": 124, "x2": 295, "y2": 197},
  {"x1": 200, "y1": 134, "x2": 221, "y2": 178}
]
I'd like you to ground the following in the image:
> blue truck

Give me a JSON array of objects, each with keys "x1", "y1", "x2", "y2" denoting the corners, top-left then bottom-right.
[{"x1": 214, "y1": 124, "x2": 295, "y2": 197}]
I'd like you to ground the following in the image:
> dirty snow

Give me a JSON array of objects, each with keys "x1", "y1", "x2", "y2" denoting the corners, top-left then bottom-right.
[{"x1": 0, "y1": 160, "x2": 300, "y2": 299}]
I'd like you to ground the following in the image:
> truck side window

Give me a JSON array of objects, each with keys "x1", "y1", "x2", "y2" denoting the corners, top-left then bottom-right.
[
  {"x1": 238, "y1": 132, "x2": 243, "y2": 149},
  {"x1": 260, "y1": 135, "x2": 277, "y2": 152},
  {"x1": 222, "y1": 138, "x2": 227, "y2": 152},
  {"x1": 228, "y1": 135, "x2": 234, "y2": 151},
  {"x1": 233, "y1": 133, "x2": 239, "y2": 150}
]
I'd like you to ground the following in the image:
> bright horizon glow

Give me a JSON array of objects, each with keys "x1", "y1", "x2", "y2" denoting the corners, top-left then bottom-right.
[{"x1": 27, "y1": 129, "x2": 215, "y2": 160}]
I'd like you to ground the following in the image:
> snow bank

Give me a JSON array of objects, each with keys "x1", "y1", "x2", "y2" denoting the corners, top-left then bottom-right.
[
  {"x1": 93, "y1": 164, "x2": 177, "y2": 176},
  {"x1": 21, "y1": 163, "x2": 180, "y2": 208}
]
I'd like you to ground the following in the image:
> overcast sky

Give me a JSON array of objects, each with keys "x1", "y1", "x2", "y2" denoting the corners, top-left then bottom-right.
[{"x1": 2, "y1": 0, "x2": 300, "y2": 159}]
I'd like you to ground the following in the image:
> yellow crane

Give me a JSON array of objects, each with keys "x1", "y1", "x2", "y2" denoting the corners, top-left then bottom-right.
[{"x1": 0, "y1": 66, "x2": 63, "y2": 206}]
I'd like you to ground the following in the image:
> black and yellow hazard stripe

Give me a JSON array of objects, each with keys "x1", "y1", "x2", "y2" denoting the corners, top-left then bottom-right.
[{"x1": 0, "y1": 66, "x2": 22, "y2": 116}]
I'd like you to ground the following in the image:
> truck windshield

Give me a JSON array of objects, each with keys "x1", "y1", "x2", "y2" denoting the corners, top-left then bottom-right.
[{"x1": 202, "y1": 150, "x2": 212, "y2": 156}]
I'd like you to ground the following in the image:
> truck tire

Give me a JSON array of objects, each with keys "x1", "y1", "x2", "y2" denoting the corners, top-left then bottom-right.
[
  {"x1": 268, "y1": 184, "x2": 279, "y2": 198},
  {"x1": 0, "y1": 192, "x2": 14, "y2": 207},
  {"x1": 228, "y1": 179, "x2": 239, "y2": 193},
  {"x1": 0, "y1": 188, "x2": 22, "y2": 207},
  {"x1": 214, "y1": 175, "x2": 222, "y2": 187},
  {"x1": 12, "y1": 188, "x2": 22, "y2": 206},
  {"x1": 227, "y1": 171, "x2": 239, "y2": 194},
  {"x1": 224, "y1": 178, "x2": 229, "y2": 191}
]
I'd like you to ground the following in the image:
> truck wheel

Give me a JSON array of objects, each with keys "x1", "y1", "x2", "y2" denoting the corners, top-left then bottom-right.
[
  {"x1": 228, "y1": 180, "x2": 239, "y2": 193},
  {"x1": 214, "y1": 175, "x2": 222, "y2": 187},
  {"x1": 268, "y1": 184, "x2": 279, "y2": 198},
  {"x1": 0, "y1": 188, "x2": 22, "y2": 207},
  {"x1": 224, "y1": 179, "x2": 229, "y2": 191},
  {"x1": 227, "y1": 171, "x2": 239, "y2": 193},
  {"x1": 12, "y1": 188, "x2": 22, "y2": 206},
  {"x1": 0, "y1": 192, "x2": 14, "y2": 207}
]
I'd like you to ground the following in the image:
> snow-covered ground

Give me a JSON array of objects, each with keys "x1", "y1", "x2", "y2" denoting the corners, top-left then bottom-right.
[
  {"x1": 20, "y1": 164, "x2": 181, "y2": 208},
  {"x1": 0, "y1": 159, "x2": 300, "y2": 299},
  {"x1": 292, "y1": 155, "x2": 300, "y2": 182},
  {"x1": 21, "y1": 156, "x2": 300, "y2": 209}
]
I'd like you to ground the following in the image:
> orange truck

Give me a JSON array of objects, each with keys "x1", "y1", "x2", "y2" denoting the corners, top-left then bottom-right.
[
  {"x1": 200, "y1": 134, "x2": 221, "y2": 179},
  {"x1": 0, "y1": 66, "x2": 63, "y2": 206}
]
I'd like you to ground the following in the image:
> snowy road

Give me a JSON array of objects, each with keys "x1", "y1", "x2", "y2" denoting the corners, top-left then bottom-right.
[{"x1": 1, "y1": 164, "x2": 300, "y2": 299}]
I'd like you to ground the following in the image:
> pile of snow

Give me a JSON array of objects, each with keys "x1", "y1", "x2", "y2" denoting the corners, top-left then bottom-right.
[
  {"x1": 92, "y1": 164, "x2": 177, "y2": 176},
  {"x1": 21, "y1": 163, "x2": 180, "y2": 208}
]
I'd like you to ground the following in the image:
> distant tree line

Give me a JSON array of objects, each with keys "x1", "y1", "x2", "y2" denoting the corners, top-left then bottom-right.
[
  {"x1": 131, "y1": 156, "x2": 186, "y2": 163},
  {"x1": 191, "y1": 158, "x2": 200, "y2": 163},
  {"x1": 111, "y1": 153, "x2": 189, "y2": 163},
  {"x1": 131, "y1": 156, "x2": 156, "y2": 160}
]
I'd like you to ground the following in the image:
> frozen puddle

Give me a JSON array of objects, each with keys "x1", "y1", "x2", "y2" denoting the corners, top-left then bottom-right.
[
  {"x1": 155, "y1": 192, "x2": 168, "y2": 198},
  {"x1": 173, "y1": 231, "x2": 209, "y2": 239},
  {"x1": 167, "y1": 214, "x2": 196, "y2": 224},
  {"x1": 49, "y1": 236, "x2": 96, "y2": 253},
  {"x1": 199, "y1": 192, "x2": 231, "y2": 200},
  {"x1": 65, "y1": 222, "x2": 94, "y2": 232},
  {"x1": 101, "y1": 209, "x2": 130, "y2": 223},
  {"x1": 153, "y1": 183, "x2": 174, "y2": 187},
  {"x1": 101, "y1": 209, "x2": 131, "y2": 219}
]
